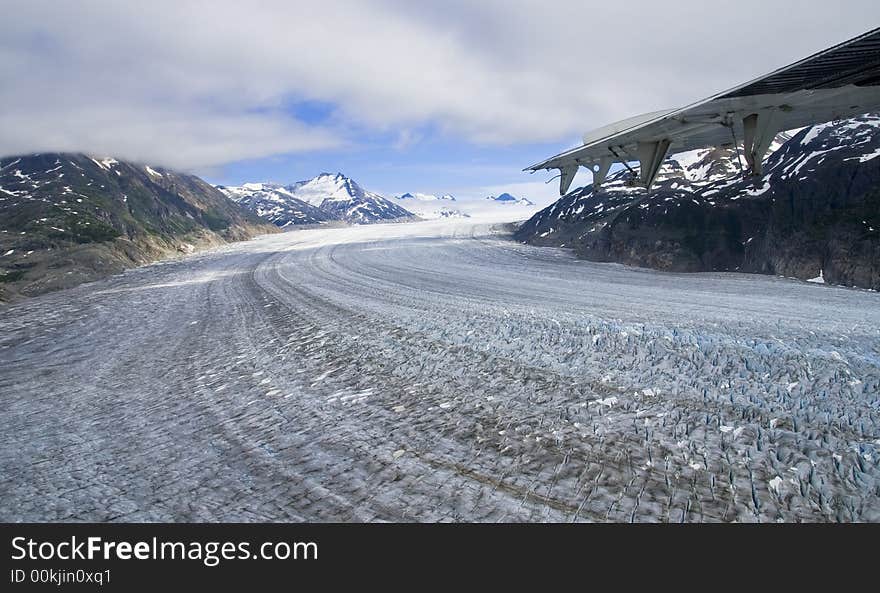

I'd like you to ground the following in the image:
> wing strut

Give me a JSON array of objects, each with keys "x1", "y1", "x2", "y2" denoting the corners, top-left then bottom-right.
[
  {"x1": 726, "y1": 117, "x2": 746, "y2": 174},
  {"x1": 591, "y1": 157, "x2": 613, "y2": 191},
  {"x1": 555, "y1": 155, "x2": 616, "y2": 195},
  {"x1": 742, "y1": 111, "x2": 779, "y2": 176},
  {"x1": 609, "y1": 146, "x2": 639, "y2": 180},
  {"x1": 636, "y1": 139, "x2": 671, "y2": 190},
  {"x1": 558, "y1": 165, "x2": 578, "y2": 195}
]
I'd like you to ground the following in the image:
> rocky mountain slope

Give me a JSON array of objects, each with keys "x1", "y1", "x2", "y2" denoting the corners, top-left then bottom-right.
[
  {"x1": 515, "y1": 114, "x2": 880, "y2": 290},
  {"x1": 215, "y1": 182, "x2": 333, "y2": 227},
  {"x1": 0, "y1": 153, "x2": 277, "y2": 300},
  {"x1": 219, "y1": 173, "x2": 415, "y2": 226}
]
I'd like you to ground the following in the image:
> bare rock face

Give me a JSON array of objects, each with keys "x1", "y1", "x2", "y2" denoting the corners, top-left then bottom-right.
[{"x1": 515, "y1": 114, "x2": 880, "y2": 290}]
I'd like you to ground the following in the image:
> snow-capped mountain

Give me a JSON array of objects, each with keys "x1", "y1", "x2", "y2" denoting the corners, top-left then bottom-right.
[
  {"x1": 218, "y1": 173, "x2": 415, "y2": 226},
  {"x1": 216, "y1": 182, "x2": 332, "y2": 227},
  {"x1": 396, "y1": 203, "x2": 469, "y2": 219},
  {"x1": 396, "y1": 192, "x2": 456, "y2": 202},
  {"x1": 391, "y1": 192, "x2": 468, "y2": 219},
  {"x1": 387, "y1": 190, "x2": 544, "y2": 220},
  {"x1": 515, "y1": 114, "x2": 880, "y2": 289},
  {"x1": 486, "y1": 192, "x2": 534, "y2": 206}
]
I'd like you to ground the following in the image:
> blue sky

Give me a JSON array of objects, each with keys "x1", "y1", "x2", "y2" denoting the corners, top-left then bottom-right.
[
  {"x1": 3, "y1": 1, "x2": 879, "y2": 204},
  {"x1": 213, "y1": 107, "x2": 573, "y2": 202},
  {"x1": 208, "y1": 96, "x2": 574, "y2": 202}
]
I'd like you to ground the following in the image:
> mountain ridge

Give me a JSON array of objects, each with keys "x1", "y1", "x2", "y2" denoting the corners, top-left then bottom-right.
[
  {"x1": 218, "y1": 172, "x2": 415, "y2": 226},
  {"x1": 0, "y1": 152, "x2": 277, "y2": 300}
]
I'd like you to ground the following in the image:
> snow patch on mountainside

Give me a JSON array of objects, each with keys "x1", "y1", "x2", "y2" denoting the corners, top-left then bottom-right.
[{"x1": 216, "y1": 183, "x2": 331, "y2": 227}]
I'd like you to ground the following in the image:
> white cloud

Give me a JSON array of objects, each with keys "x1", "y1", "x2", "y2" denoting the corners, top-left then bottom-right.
[
  {"x1": 2, "y1": 0, "x2": 878, "y2": 169},
  {"x1": 0, "y1": 103, "x2": 344, "y2": 170}
]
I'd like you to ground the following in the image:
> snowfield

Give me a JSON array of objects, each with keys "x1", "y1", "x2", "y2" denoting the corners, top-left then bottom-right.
[{"x1": 1, "y1": 218, "x2": 878, "y2": 522}]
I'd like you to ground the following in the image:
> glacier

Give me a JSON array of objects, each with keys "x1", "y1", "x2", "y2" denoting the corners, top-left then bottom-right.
[{"x1": 0, "y1": 217, "x2": 878, "y2": 522}]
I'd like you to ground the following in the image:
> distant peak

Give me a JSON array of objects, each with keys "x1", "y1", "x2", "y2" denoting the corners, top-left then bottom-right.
[
  {"x1": 485, "y1": 192, "x2": 533, "y2": 205},
  {"x1": 488, "y1": 192, "x2": 518, "y2": 201}
]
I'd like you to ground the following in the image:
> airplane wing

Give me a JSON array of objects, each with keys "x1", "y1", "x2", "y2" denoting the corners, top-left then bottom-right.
[{"x1": 527, "y1": 27, "x2": 880, "y2": 194}]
